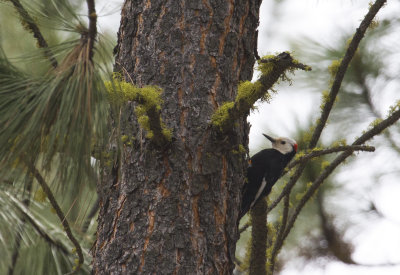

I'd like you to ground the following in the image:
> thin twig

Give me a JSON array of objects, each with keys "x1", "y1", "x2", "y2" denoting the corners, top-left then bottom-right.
[
  {"x1": 266, "y1": 0, "x2": 386, "y2": 214},
  {"x1": 239, "y1": 222, "x2": 251, "y2": 234},
  {"x1": 24, "y1": 161, "x2": 84, "y2": 274},
  {"x1": 6, "y1": 192, "x2": 70, "y2": 255},
  {"x1": 267, "y1": 145, "x2": 374, "y2": 213},
  {"x1": 86, "y1": 0, "x2": 97, "y2": 62},
  {"x1": 8, "y1": 179, "x2": 32, "y2": 275},
  {"x1": 9, "y1": 0, "x2": 58, "y2": 68},
  {"x1": 18, "y1": 208, "x2": 70, "y2": 255},
  {"x1": 282, "y1": 106, "x2": 400, "y2": 244},
  {"x1": 308, "y1": 0, "x2": 387, "y2": 149},
  {"x1": 286, "y1": 145, "x2": 375, "y2": 171}
]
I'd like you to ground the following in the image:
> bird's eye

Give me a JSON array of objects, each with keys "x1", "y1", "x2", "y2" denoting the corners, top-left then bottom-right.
[{"x1": 281, "y1": 141, "x2": 286, "y2": 145}]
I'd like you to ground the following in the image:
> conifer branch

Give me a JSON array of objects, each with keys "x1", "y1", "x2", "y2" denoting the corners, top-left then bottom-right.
[
  {"x1": 9, "y1": 0, "x2": 58, "y2": 68},
  {"x1": 86, "y1": 0, "x2": 97, "y2": 62},
  {"x1": 8, "y1": 179, "x2": 32, "y2": 275},
  {"x1": 24, "y1": 160, "x2": 84, "y2": 274},
  {"x1": 266, "y1": 0, "x2": 387, "y2": 216},
  {"x1": 282, "y1": 106, "x2": 400, "y2": 256},
  {"x1": 14, "y1": 205, "x2": 71, "y2": 255},
  {"x1": 286, "y1": 145, "x2": 375, "y2": 171},
  {"x1": 308, "y1": 0, "x2": 387, "y2": 148},
  {"x1": 267, "y1": 145, "x2": 375, "y2": 214}
]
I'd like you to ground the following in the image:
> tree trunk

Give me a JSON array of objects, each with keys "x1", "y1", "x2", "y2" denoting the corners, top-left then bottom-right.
[{"x1": 93, "y1": 0, "x2": 261, "y2": 274}]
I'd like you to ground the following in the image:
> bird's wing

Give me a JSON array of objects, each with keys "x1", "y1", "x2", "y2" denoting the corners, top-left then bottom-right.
[{"x1": 240, "y1": 164, "x2": 264, "y2": 218}]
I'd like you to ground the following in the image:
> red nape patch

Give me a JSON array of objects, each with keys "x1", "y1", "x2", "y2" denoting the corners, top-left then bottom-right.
[{"x1": 294, "y1": 144, "x2": 298, "y2": 152}]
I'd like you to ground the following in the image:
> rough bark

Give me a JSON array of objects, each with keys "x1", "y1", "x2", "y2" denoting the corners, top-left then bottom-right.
[{"x1": 93, "y1": 0, "x2": 261, "y2": 274}]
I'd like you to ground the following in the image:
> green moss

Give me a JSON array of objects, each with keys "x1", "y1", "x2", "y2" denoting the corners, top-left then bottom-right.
[
  {"x1": 162, "y1": 127, "x2": 172, "y2": 142},
  {"x1": 328, "y1": 59, "x2": 342, "y2": 77},
  {"x1": 238, "y1": 144, "x2": 246, "y2": 154},
  {"x1": 232, "y1": 144, "x2": 247, "y2": 154},
  {"x1": 104, "y1": 74, "x2": 163, "y2": 108},
  {"x1": 331, "y1": 139, "x2": 347, "y2": 147},
  {"x1": 211, "y1": 102, "x2": 234, "y2": 130},
  {"x1": 237, "y1": 80, "x2": 267, "y2": 106},
  {"x1": 369, "y1": 118, "x2": 383, "y2": 128},
  {"x1": 388, "y1": 100, "x2": 400, "y2": 115},
  {"x1": 294, "y1": 151, "x2": 305, "y2": 160},
  {"x1": 256, "y1": 55, "x2": 275, "y2": 75},
  {"x1": 34, "y1": 187, "x2": 47, "y2": 203},
  {"x1": 321, "y1": 161, "x2": 330, "y2": 170},
  {"x1": 303, "y1": 125, "x2": 315, "y2": 143},
  {"x1": 320, "y1": 90, "x2": 329, "y2": 111},
  {"x1": 211, "y1": 52, "x2": 310, "y2": 132},
  {"x1": 105, "y1": 74, "x2": 172, "y2": 143},
  {"x1": 121, "y1": 135, "x2": 129, "y2": 143}
]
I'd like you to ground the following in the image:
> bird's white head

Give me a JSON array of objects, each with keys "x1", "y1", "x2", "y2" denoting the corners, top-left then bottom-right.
[{"x1": 263, "y1": 134, "x2": 297, "y2": 155}]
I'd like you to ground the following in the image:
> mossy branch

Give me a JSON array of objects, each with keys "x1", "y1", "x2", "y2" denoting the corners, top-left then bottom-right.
[
  {"x1": 267, "y1": 145, "x2": 375, "y2": 214},
  {"x1": 9, "y1": 0, "x2": 58, "y2": 68},
  {"x1": 267, "y1": 104, "x2": 400, "y2": 273},
  {"x1": 286, "y1": 145, "x2": 375, "y2": 171},
  {"x1": 266, "y1": 0, "x2": 388, "y2": 218},
  {"x1": 105, "y1": 76, "x2": 172, "y2": 147},
  {"x1": 308, "y1": 0, "x2": 387, "y2": 149},
  {"x1": 23, "y1": 160, "x2": 84, "y2": 274},
  {"x1": 211, "y1": 52, "x2": 311, "y2": 133}
]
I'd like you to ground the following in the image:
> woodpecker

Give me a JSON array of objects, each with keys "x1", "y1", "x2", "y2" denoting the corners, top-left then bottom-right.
[{"x1": 240, "y1": 134, "x2": 297, "y2": 218}]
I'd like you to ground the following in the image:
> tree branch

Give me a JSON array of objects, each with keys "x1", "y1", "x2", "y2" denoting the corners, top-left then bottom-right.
[
  {"x1": 286, "y1": 145, "x2": 375, "y2": 171},
  {"x1": 8, "y1": 179, "x2": 32, "y2": 275},
  {"x1": 267, "y1": 145, "x2": 375, "y2": 214},
  {"x1": 266, "y1": 0, "x2": 387, "y2": 215},
  {"x1": 239, "y1": 222, "x2": 251, "y2": 234},
  {"x1": 24, "y1": 161, "x2": 84, "y2": 274},
  {"x1": 268, "y1": 193, "x2": 290, "y2": 273},
  {"x1": 9, "y1": 0, "x2": 58, "y2": 68},
  {"x1": 308, "y1": 0, "x2": 387, "y2": 149},
  {"x1": 282, "y1": 105, "x2": 400, "y2": 249},
  {"x1": 249, "y1": 199, "x2": 268, "y2": 275},
  {"x1": 105, "y1": 75, "x2": 172, "y2": 147},
  {"x1": 212, "y1": 52, "x2": 311, "y2": 133},
  {"x1": 86, "y1": 0, "x2": 97, "y2": 62}
]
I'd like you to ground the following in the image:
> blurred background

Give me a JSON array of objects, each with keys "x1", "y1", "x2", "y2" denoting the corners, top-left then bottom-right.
[
  {"x1": 1, "y1": 0, "x2": 399, "y2": 274},
  {"x1": 244, "y1": 1, "x2": 400, "y2": 274}
]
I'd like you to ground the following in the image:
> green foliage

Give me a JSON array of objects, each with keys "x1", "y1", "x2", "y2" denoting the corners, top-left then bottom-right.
[{"x1": 0, "y1": 0, "x2": 114, "y2": 273}]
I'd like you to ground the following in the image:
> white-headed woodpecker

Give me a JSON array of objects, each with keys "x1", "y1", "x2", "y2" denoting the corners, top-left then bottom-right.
[{"x1": 240, "y1": 134, "x2": 297, "y2": 218}]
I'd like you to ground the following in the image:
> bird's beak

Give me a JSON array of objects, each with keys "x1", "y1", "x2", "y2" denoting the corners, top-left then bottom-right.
[{"x1": 262, "y1": 134, "x2": 276, "y2": 143}]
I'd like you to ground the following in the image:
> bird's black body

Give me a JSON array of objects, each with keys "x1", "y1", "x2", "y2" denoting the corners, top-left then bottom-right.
[{"x1": 240, "y1": 147, "x2": 296, "y2": 218}]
